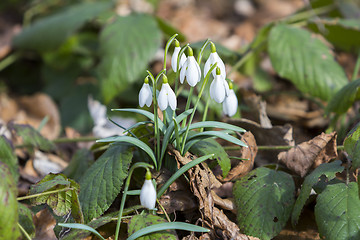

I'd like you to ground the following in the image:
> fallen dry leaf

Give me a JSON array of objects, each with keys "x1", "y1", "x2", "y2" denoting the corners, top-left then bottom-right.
[
  {"x1": 278, "y1": 132, "x2": 338, "y2": 177},
  {"x1": 33, "y1": 208, "x2": 57, "y2": 240}
]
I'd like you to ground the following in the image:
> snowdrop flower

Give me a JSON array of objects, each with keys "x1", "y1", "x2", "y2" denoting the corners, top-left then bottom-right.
[
  {"x1": 210, "y1": 67, "x2": 230, "y2": 103},
  {"x1": 171, "y1": 39, "x2": 186, "y2": 72},
  {"x1": 180, "y1": 46, "x2": 201, "y2": 87},
  {"x1": 140, "y1": 169, "x2": 157, "y2": 210},
  {"x1": 204, "y1": 42, "x2": 226, "y2": 79},
  {"x1": 138, "y1": 76, "x2": 152, "y2": 107},
  {"x1": 158, "y1": 75, "x2": 177, "y2": 111},
  {"x1": 223, "y1": 81, "x2": 238, "y2": 117}
]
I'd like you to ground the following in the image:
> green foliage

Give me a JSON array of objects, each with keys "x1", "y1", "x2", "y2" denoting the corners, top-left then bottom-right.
[
  {"x1": 29, "y1": 173, "x2": 84, "y2": 223},
  {"x1": 12, "y1": 1, "x2": 112, "y2": 52},
  {"x1": 79, "y1": 143, "x2": 133, "y2": 223},
  {"x1": 315, "y1": 182, "x2": 360, "y2": 240},
  {"x1": 58, "y1": 223, "x2": 106, "y2": 240},
  {"x1": 18, "y1": 203, "x2": 35, "y2": 238},
  {"x1": 190, "y1": 138, "x2": 231, "y2": 177},
  {"x1": 325, "y1": 79, "x2": 360, "y2": 114},
  {"x1": 98, "y1": 14, "x2": 162, "y2": 102},
  {"x1": 0, "y1": 136, "x2": 19, "y2": 182},
  {"x1": 127, "y1": 214, "x2": 177, "y2": 240},
  {"x1": 233, "y1": 167, "x2": 295, "y2": 240},
  {"x1": 0, "y1": 163, "x2": 21, "y2": 240},
  {"x1": 291, "y1": 161, "x2": 344, "y2": 226},
  {"x1": 63, "y1": 148, "x2": 94, "y2": 182},
  {"x1": 344, "y1": 122, "x2": 360, "y2": 169},
  {"x1": 268, "y1": 23, "x2": 348, "y2": 101}
]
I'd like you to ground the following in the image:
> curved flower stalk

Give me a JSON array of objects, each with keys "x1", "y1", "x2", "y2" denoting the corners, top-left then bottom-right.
[
  {"x1": 180, "y1": 46, "x2": 201, "y2": 87},
  {"x1": 204, "y1": 42, "x2": 226, "y2": 79},
  {"x1": 158, "y1": 75, "x2": 177, "y2": 111},
  {"x1": 210, "y1": 67, "x2": 230, "y2": 103},
  {"x1": 171, "y1": 39, "x2": 186, "y2": 72},
  {"x1": 223, "y1": 81, "x2": 238, "y2": 117},
  {"x1": 140, "y1": 169, "x2": 157, "y2": 210},
  {"x1": 138, "y1": 76, "x2": 152, "y2": 107}
]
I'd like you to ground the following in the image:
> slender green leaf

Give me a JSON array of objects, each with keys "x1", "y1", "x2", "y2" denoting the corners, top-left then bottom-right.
[
  {"x1": 96, "y1": 136, "x2": 157, "y2": 168},
  {"x1": 326, "y1": 78, "x2": 360, "y2": 114},
  {"x1": 344, "y1": 122, "x2": 360, "y2": 169},
  {"x1": 233, "y1": 167, "x2": 295, "y2": 240},
  {"x1": 79, "y1": 144, "x2": 133, "y2": 223},
  {"x1": 183, "y1": 121, "x2": 245, "y2": 134},
  {"x1": 268, "y1": 23, "x2": 348, "y2": 101},
  {"x1": 58, "y1": 223, "x2": 105, "y2": 240},
  {"x1": 0, "y1": 162, "x2": 21, "y2": 240},
  {"x1": 291, "y1": 161, "x2": 344, "y2": 226},
  {"x1": 98, "y1": 14, "x2": 162, "y2": 102},
  {"x1": 190, "y1": 138, "x2": 231, "y2": 178},
  {"x1": 12, "y1": 2, "x2": 112, "y2": 51},
  {"x1": 157, "y1": 154, "x2": 214, "y2": 198},
  {"x1": 315, "y1": 182, "x2": 360, "y2": 240},
  {"x1": 0, "y1": 136, "x2": 19, "y2": 182}
]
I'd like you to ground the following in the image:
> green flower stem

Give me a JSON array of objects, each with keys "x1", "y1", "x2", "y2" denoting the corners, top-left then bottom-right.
[
  {"x1": 0, "y1": 52, "x2": 20, "y2": 72},
  {"x1": 114, "y1": 162, "x2": 154, "y2": 240},
  {"x1": 181, "y1": 87, "x2": 194, "y2": 128},
  {"x1": 180, "y1": 63, "x2": 218, "y2": 155},
  {"x1": 352, "y1": 50, "x2": 360, "y2": 81},
  {"x1": 17, "y1": 187, "x2": 74, "y2": 201},
  {"x1": 228, "y1": 48, "x2": 256, "y2": 75},
  {"x1": 200, "y1": 97, "x2": 211, "y2": 132},
  {"x1": 18, "y1": 222, "x2": 32, "y2": 240},
  {"x1": 156, "y1": 199, "x2": 171, "y2": 222},
  {"x1": 197, "y1": 39, "x2": 211, "y2": 64},
  {"x1": 163, "y1": 33, "x2": 178, "y2": 70}
]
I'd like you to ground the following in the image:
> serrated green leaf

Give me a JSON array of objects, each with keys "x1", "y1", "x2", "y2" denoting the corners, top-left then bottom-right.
[
  {"x1": 29, "y1": 173, "x2": 83, "y2": 223},
  {"x1": 344, "y1": 122, "x2": 360, "y2": 169},
  {"x1": 0, "y1": 162, "x2": 21, "y2": 240},
  {"x1": 308, "y1": 18, "x2": 360, "y2": 52},
  {"x1": 233, "y1": 167, "x2": 295, "y2": 240},
  {"x1": 268, "y1": 24, "x2": 348, "y2": 101},
  {"x1": 315, "y1": 182, "x2": 360, "y2": 240},
  {"x1": 63, "y1": 148, "x2": 94, "y2": 182},
  {"x1": 0, "y1": 136, "x2": 19, "y2": 182},
  {"x1": 79, "y1": 143, "x2": 133, "y2": 223},
  {"x1": 127, "y1": 214, "x2": 177, "y2": 240},
  {"x1": 291, "y1": 160, "x2": 344, "y2": 226},
  {"x1": 11, "y1": 123, "x2": 55, "y2": 152},
  {"x1": 190, "y1": 138, "x2": 230, "y2": 178},
  {"x1": 12, "y1": 2, "x2": 112, "y2": 51},
  {"x1": 98, "y1": 14, "x2": 162, "y2": 102},
  {"x1": 18, "y1": 203, "x2": 35, "y2": 238},
  {"x1": 326, "y1": 78, "x2": 360, "y2": 114}
]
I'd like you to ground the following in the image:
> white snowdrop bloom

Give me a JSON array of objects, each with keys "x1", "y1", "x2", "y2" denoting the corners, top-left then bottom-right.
[
  {"x1": 210, "y1": 67, "x2": 230, "y2": 103},
  {"x1": 140, "y1": 170, "x2": 157, "y2": 210},
  {"x1": 171, "y1": 40, "x2": 186, "y2": 72},
  {"x1": 223, "y1": 82, "x2": 238, "y2": 117},
  {"x1": 180, "y1": 47, "x2": 201, "y2": 87},
  {"x1": 158, "y1": 75, "x2": 177, "y2": 111},
  {"x1": 204, "y1": 42, "x2": 226, "y2": 79},
  {"x1": 139, "y1": 77, "x2": 152, "y2": 107}
]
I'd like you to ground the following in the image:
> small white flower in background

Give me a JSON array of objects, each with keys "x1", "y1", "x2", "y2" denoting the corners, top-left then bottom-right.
[
  {"x1": 210, "y1": 67, "x2": 230, "y2": 103},
  {"x1": 204, "y1": 42, "x2": 226, "y2": 79},
  {"x1": 138, "y1": 76, "x2": 152, "y2": 107},
  {"x1": 140, "y1": 169, "x2": 157, "y2": 210},
  {"x1": 158, "y1": 75, "x2": 177, "y2": 111},
  {"x1": 171, "y1": 39, "x2": 186, "y2": 72},
  {"x1": 180, "y1": 46, "x2": 201, "y2": 87},
  {"x1": 223, "y1": 81, "x2": 238, "y2": 117}
]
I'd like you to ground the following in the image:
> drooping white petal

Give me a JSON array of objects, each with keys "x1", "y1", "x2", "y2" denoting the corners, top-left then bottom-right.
[
  {"x1": 165, "y1": 84, "x2": 177, "y2": 110},
  {"x1": 139, "y1": 83, "x2": 152, "y2": 107},
  {"x1": 158, "y1": 84, "x2": 168, "y2": 111},
  {"x1": 179, "y1": 59, "x2": 187, "y2": 84},
  {"x1": 210, "y1": 75, "x2": 226, "y2": 103},
  {"x1": 140, "y1": 179, "x2": 157, "y2": 209},
  {"x1": 223, "y1": 78, "x2": 230, "y2": 96},
  {"x1": 186, "y1": 56, "x2": 201, "y2": 86},
  {"x1": 171, "y1": 47, "x2": 186, "y2": 72},
  {"x1": 204, "y1": 52, "x2": 226, "y2": 79},
  {"x1": 223, "y1": 89, "x2": 238, "y2": 117},
  {"x1": 179, "y1": 53, "x2": 186, "y2": 68}
]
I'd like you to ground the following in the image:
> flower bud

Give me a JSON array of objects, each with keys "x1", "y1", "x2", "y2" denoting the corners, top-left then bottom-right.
[{"x1": 140, "y1": 170, "x2": 157, "y2": 210}]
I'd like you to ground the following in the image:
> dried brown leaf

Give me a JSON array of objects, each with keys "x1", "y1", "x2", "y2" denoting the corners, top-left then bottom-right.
[
  {"x1": 278, "y1": 132, "x2": 338, "y2": 177},
  {"x1": 33, "y1": 208, "x2": 57, "y2": 240}
]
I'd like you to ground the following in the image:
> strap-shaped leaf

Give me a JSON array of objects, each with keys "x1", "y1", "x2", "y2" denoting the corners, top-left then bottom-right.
[
  {"x1": 315, "y1": 182, "x2": 360, "y2": 240},
  {"x1": 79, "y1": 144, "x2": 133, "y2": 223},
  {"x1": 96, "y1": 136, "x2": 156, "y2": 168},
  {"x1": 178, "y1": 121, "x2": 245, "y2": 137},
  {"x1": 291, "y1": 160, "x2": 344, "y2": 226},
  {"x1": 233, "y1": 167, "x2": 295, "y2": 240},
  {"x1": 268, "y1": 23, "x2": 348, "y2": 101},
  {"x1": 326, "y1": 79, "x2": 360, "y2": 114}
]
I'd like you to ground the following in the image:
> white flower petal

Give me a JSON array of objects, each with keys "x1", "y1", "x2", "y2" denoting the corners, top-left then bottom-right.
[
  {"x1": 204, "y1": 56, "x2": 212, "y2": 77},
  {"x1": 165, "y1": 84, "x2": 177, "y2": 110},
  {"x1": 179, "y1": 53, "x2": 186, "y2": 68},
  {"x1": 186, "y1": 57, "x2": 200, "y2": 86},
  {"x1": 158, "y1": 84, "x2": 168, "y2": 111},
  {"x1": 140, "y1": 179, "x2": 157, "y2": 209},
  {"x1": 139, "y1": 83, "x2": 152, "y2": 107},
  {"x1": 171, "y1": 46, "x2": 180, "y2": 72},
  {"x1": 223, "y1": 79, "x2": 230, "y2": 96},
  {"x1": 210, "y1": 75, "x2": 226, "y2": 103},
  {"x1": 212, "y1": 52, "x2": 226, "y2": 79},
  {"x1": 179, "y1": 59, "x2": 187, "y2": 84},
  {"x1": 223, "y1": 90, "x2": 238, "y2": 117}
]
